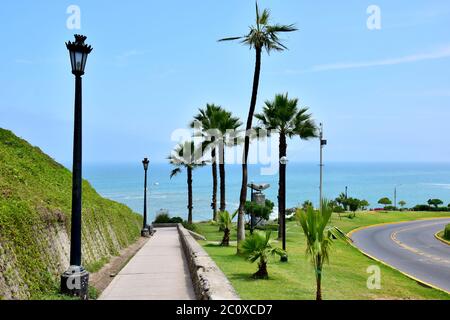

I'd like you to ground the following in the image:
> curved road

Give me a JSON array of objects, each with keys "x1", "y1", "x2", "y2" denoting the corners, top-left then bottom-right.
[{"x1": 351, "y1": 218, "x2": 450, "y2": 293}]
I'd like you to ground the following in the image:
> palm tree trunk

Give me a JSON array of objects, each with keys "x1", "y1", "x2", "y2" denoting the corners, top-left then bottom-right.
[
  {"x1": 237, "y1": 46, "x2": 262, "y2": 248},
  {"x1": 221, "y1": 228, "x2": 230, "y2": 246},
  {"x1": 316, "y1": 256, "x2": 323, "y2": 301},
  {"x1": 187, "y1": 167, "x2": 193, "y2": 224},
  {"x1": 219, "y1": 140, "x2": 226, "y2": 212},
  {"x1": 278, "y1": 133, "x2": 287, "y2": 251},
  {"x1": 211, "y1": 144, "x2": 218, "y2": 221},
  {"x1": 254, "y1": 259, "x2": 268, "y2": 279}
]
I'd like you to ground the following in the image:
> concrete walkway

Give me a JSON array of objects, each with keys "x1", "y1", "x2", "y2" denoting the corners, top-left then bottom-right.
[{"x1": 99, "y1": 227, "x2": 196, "y2": 300}]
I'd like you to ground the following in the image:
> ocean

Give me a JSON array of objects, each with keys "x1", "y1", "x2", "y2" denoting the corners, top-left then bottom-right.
[{"x1": 83, "y1": 162, "x2": 450, "y2": 222}]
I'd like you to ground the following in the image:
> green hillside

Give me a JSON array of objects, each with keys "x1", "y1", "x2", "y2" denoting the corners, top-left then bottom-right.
[{"x1": 0, "y1": 128, "x2": 142, "y2": 299}]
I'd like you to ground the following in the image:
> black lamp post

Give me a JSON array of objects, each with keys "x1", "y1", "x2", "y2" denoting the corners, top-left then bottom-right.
[
  {"x1": 279, "y1": 156, "x2": 288, "y2": 262},
  {"x1": 141, "y1": 158, "x2": 150, "y2": 237},
  {"x1": 61, "y1": 35, "x2": 92, "y2": 300}
]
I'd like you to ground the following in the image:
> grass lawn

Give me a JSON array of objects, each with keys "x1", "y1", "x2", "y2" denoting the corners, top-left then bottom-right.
[{"x1": 195, "y1": 211, "x2": 450, "y2": 300}]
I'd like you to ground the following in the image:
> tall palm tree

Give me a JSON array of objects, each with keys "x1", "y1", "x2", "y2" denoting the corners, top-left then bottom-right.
[
  {"x1": 192, "y1": 106, "x2": 242, "y2": 217},
  {"x1": 168, "y1": 141, "x2": 206, "y2": 224},
  {"x1": 296, "y1": 200, "x2": 350, "y2": 300},
  {"x1": 191, "y1": 104, "x2": 223, "y2": 221},
  {"x1": 255, "y1": 93, "x2": 317, "y2": 247},
  {"x1": 217, "y1": 110, "x2": 242, "y2": 213},
  {"x1": 219, "y1": 3, "x2": 297, "y2": 246}
]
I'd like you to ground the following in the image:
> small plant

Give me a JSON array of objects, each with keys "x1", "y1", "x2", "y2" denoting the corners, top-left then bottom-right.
[
  {"x1": 239, "y1": 231, "x2": 285, "y2": 279},
  {"x1": 218, "y1": 211, "x2": 237, "y2": 246},
  {"x1": 296, "y1": 200, "x2": 351, "y2": 300}
]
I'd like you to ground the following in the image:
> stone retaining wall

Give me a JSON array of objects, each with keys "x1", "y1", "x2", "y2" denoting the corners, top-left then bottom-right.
[{"x1": 177, "y1": 224, "x2": 240, "y2": 300}]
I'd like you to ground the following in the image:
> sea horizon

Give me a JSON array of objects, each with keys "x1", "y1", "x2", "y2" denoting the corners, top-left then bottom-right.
[{"x1": 75, "y1": 161, "x2": 450, "y2": 222}]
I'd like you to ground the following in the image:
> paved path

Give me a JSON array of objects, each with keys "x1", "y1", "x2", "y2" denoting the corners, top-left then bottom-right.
[
  {"x1": 351, "y1": 218, "x2": 450, "y2": 293},
  {"x1": 99, "y1": 227, "x2": 196, "y2": 300}
]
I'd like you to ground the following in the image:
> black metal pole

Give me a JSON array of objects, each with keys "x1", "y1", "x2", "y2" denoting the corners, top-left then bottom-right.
[
  {"x1": 70, "y1": 75, "x2": 82, "y2": 266},
  {"x1": 143, "y1": 167, "x2": 148, "y2": 229},
  {"x1": 281, "y1": 161, "x2": 286, "y2": 252}
]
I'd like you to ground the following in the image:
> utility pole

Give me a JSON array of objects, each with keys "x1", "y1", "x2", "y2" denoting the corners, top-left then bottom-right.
[{"x1": 319, "y1": 123, "x2": 327, "y2": 211}]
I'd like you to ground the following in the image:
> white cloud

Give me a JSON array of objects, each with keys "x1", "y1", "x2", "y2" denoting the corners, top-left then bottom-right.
[{"x1": 307, "y1": 46, "x2": 450, "y2": 72}]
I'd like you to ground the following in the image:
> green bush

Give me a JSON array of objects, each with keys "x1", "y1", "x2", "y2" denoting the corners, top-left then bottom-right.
[
  {"x1": 182, "y1": 221, "x2": 199, "y2": 233},
  {"x1": 153, "y1": 213, "x2": 183, "y2": 224},
  {"x1": 444, "y1": 224, "x2": 450, "y2": 241},
  {"x1": 154, "y1": 213, "x2": 171, "y2": 223}
]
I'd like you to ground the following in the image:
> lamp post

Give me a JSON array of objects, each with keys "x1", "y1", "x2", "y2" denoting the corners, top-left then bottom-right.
[
  {"x1": 279, "y1": 156, "x2": 288, "y2": 262},
  {"x1": 319, "y1": 123, "x2": 327, "y2": 211},
  {"x1": 394, "y1": 184, "x2": 402, "y2": 211},
  {"x1": 61, "y1": 34, "x2": 92, "y2": 300},
  {"x1": 142, "y1": 158, "x2": 150, "y2": 237}
]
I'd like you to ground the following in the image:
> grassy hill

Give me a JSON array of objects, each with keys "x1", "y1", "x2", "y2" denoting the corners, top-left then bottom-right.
[{"x1": 0, "y1": 128, "x2": 142, "y2": 299}]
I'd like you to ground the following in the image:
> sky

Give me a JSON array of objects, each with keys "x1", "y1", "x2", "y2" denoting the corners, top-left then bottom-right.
[{"x1": 1, "y1": 0, "x2": 450, "y2": 164}]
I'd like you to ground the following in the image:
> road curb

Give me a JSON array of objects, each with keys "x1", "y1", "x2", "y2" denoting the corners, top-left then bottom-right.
[
  {"x1": 434, "y1": 232, "x2": 450, "y2": 246},
  {"x1": 347, "y1": 218, "x2": 450, "y2": 296}
]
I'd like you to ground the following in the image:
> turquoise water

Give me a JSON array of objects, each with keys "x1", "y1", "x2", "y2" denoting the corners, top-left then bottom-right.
[{"x1": 83, "y1": 162, "x2": 450, "y2": 222}]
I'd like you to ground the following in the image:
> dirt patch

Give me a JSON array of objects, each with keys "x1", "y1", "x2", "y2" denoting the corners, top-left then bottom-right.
[{"x1": 90, "y1": 237, "x2": 149, "y2": 295}]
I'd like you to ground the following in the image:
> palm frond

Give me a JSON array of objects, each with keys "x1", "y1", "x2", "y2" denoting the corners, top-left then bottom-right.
[
  {"x1": 218, "y1": 36, "x2": 243, "y2": 42},
  {"x1": 170, "y1": 168, "x2": 182, "y2": 179}
]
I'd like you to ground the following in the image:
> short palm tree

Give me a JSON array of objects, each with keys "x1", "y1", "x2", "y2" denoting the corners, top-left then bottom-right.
[
  {"x1": 255, "y1": 93, "x2": 317, "y2": 242},
  {"x1": 169, "y1": 141, "x2": 206, "y2": 224},
  {"x1": 219, "y1": 3, "x2": 297, "y2": 246},
  {"x1": 191, "y1": 104, "x2": 223, "y2": 221},
  {"x1": 218, "y1": 210, "x2": 238, "y2": 247},
  {"x1": 296, "y1": 200, "x2": 350, "y2": 300},
  {"x1": 239, "y1": 231, "x2": 285, "y2": 279}
]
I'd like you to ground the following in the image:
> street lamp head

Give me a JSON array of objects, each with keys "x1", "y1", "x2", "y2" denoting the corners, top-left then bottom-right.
[
  {"x1": 142, "y1": 158, "x2": 150, "y2": 171},
  {"x1": 280, "y1": 156, "x2": 289, "y2": 165},
  {"x1": 66, "y1": 34, "x2": 93, "y2": 76}
]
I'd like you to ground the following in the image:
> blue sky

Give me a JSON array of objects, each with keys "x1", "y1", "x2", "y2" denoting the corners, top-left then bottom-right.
[{"x1": 1, "y1": 0, "x2": 450, "y2": 164}]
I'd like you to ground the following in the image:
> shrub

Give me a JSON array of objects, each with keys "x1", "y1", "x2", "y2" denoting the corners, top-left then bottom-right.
[
  {"x1": 182, "y1": 221, "x2": 199, "y2": 233},
  {"x1": 444, "y1": 224, "x2": 450, "y2": 241},
  {"x1": 333, "y1": 206, "x2": 345, "y2": 214},
  {"x1": 154, "y1": 213, "x2": 183, "y2": 224},
  {"x1": 154, "y1": 213, "x2": 171, "y2": 223},
  {"x1": 169, "y1": 217, "x2": 183, "y2": 224}
]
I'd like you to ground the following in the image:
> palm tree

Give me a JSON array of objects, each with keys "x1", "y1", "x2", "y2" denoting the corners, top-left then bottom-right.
[
  {"x1": 255, "y1": 93, "x2": 317, "y2": 244},
  {"x1": 219, "y1": 3, "x2": 297, "y2": 246},
  {"x1": 191, "y1": 104, "x2": 223, "y2": 221},
  {"x1": 217, "y1": 110, "x2": 242, "y2": 213},
  {"x1": 169, "y1": 141, "x2": 206, "y2": 224},
  {"x1": 192, "y1": 106, "x2": 242, "y2": 217},
  {"x1": 218, "y1": 210, "x2": 238, "y2": 246},
  {"x1": 239, "y1": 231, "x2": 285, "y2": 279},
  {"x1": 296, "y1": 200, "x2": 350, "y2": 300}
]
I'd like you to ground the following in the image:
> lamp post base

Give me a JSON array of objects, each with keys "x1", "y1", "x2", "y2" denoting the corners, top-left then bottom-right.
[
  {"x1": 141, "y1": 228, "x2": 150, "y2": 237},
  {"x1": 280, "y1": 254, "x2": 288, "y2": 263},
  {"x1": 60, "y1": 266, "x2": 89, "y2": 300}
]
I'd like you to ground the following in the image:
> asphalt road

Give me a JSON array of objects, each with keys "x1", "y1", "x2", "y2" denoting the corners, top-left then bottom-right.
[{"x1": 351, "y1": 218, "x2": 450, "y2": 293}]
